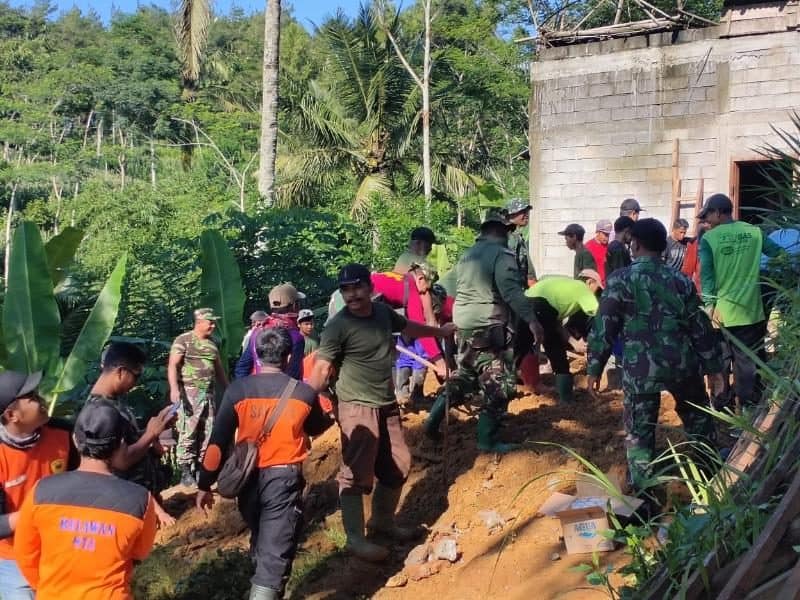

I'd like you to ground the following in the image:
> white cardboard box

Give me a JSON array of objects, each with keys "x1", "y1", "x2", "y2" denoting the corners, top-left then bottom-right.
[{"x1": 538, "y1": 477, "x2": 644, "y2": 555}]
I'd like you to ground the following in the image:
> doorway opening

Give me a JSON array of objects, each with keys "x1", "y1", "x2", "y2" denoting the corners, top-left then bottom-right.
[{"x1": 731, "y1": 159, "x2": 794, "y2": 225}]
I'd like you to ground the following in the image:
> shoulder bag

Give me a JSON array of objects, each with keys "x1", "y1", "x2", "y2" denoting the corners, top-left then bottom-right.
[{"x1": 216, "y1": 378, "x2": 298, "y2": 499}]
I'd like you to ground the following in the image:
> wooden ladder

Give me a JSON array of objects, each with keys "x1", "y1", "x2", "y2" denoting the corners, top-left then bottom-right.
[{"x1": 670, "y1": 139, "x2": 704, "y2": 234}]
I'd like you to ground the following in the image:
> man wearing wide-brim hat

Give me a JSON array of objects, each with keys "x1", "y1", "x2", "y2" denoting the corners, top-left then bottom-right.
[{"x1": 425, "y1": 207, "x2": 544, "y2": 453}]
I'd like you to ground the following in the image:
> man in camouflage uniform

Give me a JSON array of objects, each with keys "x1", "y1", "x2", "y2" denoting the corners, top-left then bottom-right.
[
  {"x1": 506, "y1": 198, "x2": 539, "y2": 373},
  {"x1": 586, "y1": 219, "x2": 725, "y2": 492},
  {"x1": 424, "y1": 208, "x2": 543, "y2": 453},
  {"x1": 168, "y1": 308, "x2": 230, "y2": 487}
]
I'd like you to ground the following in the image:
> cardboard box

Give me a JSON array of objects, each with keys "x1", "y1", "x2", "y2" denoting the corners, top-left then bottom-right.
[{"x1": 538, "y1": 476, "x2": 644, "y2": 555}]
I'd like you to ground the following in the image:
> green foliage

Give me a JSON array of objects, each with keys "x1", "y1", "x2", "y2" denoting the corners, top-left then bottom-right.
[
  {"x1": 47, "y1": 254, "x2": 127, "y2": 403},
  {"x1": 3, "y1": 221, "x2": 60, "y2": 373},
  {"x1": 199, "y1": 230, "x2": 245, "y2": 363},
  {"x1": 44, "y1": 227, "x2": 84, "y2": 287}
]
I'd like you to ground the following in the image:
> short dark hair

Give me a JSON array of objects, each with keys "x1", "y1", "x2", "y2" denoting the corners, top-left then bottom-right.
[
  {"x1": 480, "y1": 221, "x2": 510, "y2": 237},
  {"x1": 614, "y1": 216, "x2": 635, "y2": 234},
  {"x1": 254, "y1": 327, "x2": 293, "y2": 366},
  {"x1": 101, "y1": 342, "x2": 146, "y2": 373},
  {"x1": 673, "y1": 218, "x2": 689, "y2": 230},
  {"x1": 631, "y1": 218, "x2": 668, "y2": 253}
]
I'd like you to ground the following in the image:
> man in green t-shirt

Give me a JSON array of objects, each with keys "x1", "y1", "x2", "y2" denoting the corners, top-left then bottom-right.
[
  {"x1": 559, "y1": 223, "x2": 597, "y2": 278},
  {"x1": 168, "y1": 308, "x2": 230, "y2": 487},
  {"x1": 525, "y1": 271, "x2": 601, "y2": 402},
  {"x1": 698, "y1": 194, "x2": 782, "y2": 410},
  {"x1": 310, "y1": 264, "x2": 455, "y2": 563}
]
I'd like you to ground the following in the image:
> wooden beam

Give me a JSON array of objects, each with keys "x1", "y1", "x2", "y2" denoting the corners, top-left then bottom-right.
[
  {"x1": 717, "y1": 469, "x2": 800, "y2": 599},
  {"x1": 775, "y1": 561, "x2": 800, "y2": 600}
]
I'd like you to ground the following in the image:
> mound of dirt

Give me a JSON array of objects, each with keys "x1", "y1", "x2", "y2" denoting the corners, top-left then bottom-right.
[{"x1": 135, "y1": 366, "x2": 694, "y2": 600}]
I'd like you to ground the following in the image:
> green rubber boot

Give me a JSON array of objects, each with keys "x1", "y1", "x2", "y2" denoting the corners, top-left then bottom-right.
[
  {"x1": 340, "y1": 494, "x2": 389, "y2": 562},
  {"x1": 555, "y1": 373, "x2": 575, "y2": 403},
  {"x1": 424, "y1": 395, "x2": 447, "y2": 440},
  {"x1": 248, "y1": 584, "x2": 280, "y2": 600},
  {"x1": 366, "y1": 484, "x2": 420, "y2": 541},
  {"x1": 476, "y1": 412, "x2": 520, "y2": 454}
]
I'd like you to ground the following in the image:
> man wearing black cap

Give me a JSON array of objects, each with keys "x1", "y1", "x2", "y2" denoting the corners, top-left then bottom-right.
[
  {"x1": 310, "y1": 263, "x2": 455, "y2": 563},
  {"x1": 394, "y1": 227, "x2": 438, "y2": 274},
  {"x1": 0, "y1": 371, "x2": 73, "y2": 600},
  {"x1": 425, "y1": 208, "x2": 544, "y2": 453},
  {"x1": 619, "y1": 198, "x2": 644, "y2": 220},
  {"x1": 559, "y1": 223, "x2": 597, "y2": 278},
  {"x1": 14, "y1": 399, "x2": 157, "y2": 598},
  {"x1": 698, "y1": 193, "x2": 782, "y2": 411}
]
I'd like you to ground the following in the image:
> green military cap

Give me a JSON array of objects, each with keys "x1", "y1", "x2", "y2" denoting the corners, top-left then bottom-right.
[
  {"x1": 482, "y1": 207, "x2": 511, "y2": 227},
  {"x1": 505, "y1": 198, "x2": 532, "y2": 216},
  {"x1": 194, "y1": 307, "x2": 221, "y2": 321}
]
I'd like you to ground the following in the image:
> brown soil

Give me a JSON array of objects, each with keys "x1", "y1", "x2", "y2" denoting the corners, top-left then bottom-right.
[{"x1": 143, "y1": 363, "x2": 692, "y2": 600}]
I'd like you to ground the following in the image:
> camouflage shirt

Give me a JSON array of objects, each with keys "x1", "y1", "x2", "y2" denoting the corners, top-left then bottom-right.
[
  {"x1": 508, "y1": 230, "x2": 537, "y2": 283},
  {"x1": 587, "y1": 256, "x2": 722, "y2": 394},
  {"x1": 171, "y1": 331, "x2": 219, "y2": 389}
]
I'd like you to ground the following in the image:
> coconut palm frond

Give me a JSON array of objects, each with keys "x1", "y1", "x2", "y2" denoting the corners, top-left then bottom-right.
[
  {"x1": 174, "y1": 0, "x2": 211, "y2": 85},
  {"x1": 352, "y1": 172, "x2": 393, "y2": 219},
  {"x1": 276, "y1": 150, "x2": 341, "y2": 207}
]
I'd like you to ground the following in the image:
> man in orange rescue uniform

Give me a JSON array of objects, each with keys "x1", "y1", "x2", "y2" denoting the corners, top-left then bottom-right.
[
  {"x1": 196, "y1": 327, "x2": 333, "y2": 600},
  {"x1": 0, "y1": 371, "x2": 75, "y2": 600},
  {"x1": 13, "y1": 399, "x2": 157, "y2": 600}
]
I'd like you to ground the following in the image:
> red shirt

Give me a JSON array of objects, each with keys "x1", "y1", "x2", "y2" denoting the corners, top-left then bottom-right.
[{"x1": 584, "y1": 239, "x2": 609, "y2": 284}]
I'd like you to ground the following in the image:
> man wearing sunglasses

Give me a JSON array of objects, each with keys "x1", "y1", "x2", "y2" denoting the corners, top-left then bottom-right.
[
  {"x1": 0, "y1": 371, "x2": 75, "y2": 600},
  {"x1": 87, "y1": 342, "x2": 175, "y2": 527}
]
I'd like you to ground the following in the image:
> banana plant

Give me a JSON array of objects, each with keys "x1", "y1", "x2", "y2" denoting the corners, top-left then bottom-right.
[
  {"x1": 199, "y1": 229, "x2": 245, "y2": 364},
  {"x1": 1, "y1": 221, "x2": 127, "y2": 412}
]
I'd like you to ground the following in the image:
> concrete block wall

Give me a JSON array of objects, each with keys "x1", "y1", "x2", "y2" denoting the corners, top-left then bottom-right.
[{"x1": 528, "y1": 5, "x2": 800, "y2": 275}]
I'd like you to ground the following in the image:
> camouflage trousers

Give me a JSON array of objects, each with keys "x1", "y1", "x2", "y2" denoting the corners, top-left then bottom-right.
[
  {"x1": 437, "y1": 327, "x2": 517, "y2": 419},
  {"x1": 176, "y1": 385, "x2": 215, "y2": 468},
  {"x1": 623, "y1": 373, "x2": 716, "y2": 491}
]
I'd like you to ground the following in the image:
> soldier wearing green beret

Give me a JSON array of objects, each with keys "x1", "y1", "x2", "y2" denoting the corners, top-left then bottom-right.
[{"x1": 424, "y1": 208, "x2": 543, "y2": 453}]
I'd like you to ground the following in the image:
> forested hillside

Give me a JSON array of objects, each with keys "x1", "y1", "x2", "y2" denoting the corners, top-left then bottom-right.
[{"x1": 0, "y1": 0, "x2": 532, "y2": 356}]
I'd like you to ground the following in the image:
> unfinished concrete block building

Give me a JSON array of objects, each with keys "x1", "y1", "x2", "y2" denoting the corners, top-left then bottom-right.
[{"x1": 527, "y1": 0, "x2": 800, "y2": 275}]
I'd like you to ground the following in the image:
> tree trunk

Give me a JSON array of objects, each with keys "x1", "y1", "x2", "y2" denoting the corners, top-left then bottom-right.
[
  {"x1": 96, "y1": 117, "x2": 103, "y2": 157},
  {"x1": 258, "y1": 0, "x2": 282, "y2": 205},
  {"x1": 150, "y1": 138, "x2": 157, "y2": 189},
  {"x1": 4, "y1": 184, "x2": 17, "y2": 290},
  {"x1": 421, "y1": 0, "x2": 432, "y2": 218}
]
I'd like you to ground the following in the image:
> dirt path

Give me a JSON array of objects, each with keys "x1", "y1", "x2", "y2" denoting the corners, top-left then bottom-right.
[{"x1": 137, "y1": 369, "x2": 687, "y2": 600}]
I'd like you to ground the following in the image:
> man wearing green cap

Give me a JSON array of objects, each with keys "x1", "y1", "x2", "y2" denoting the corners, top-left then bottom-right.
[
  {"x1": 168, "y1": 308, "x2": 229, "y2": 487},
  {"x1": 425, "y1": 208, "x2": 543, "y2": 453}
]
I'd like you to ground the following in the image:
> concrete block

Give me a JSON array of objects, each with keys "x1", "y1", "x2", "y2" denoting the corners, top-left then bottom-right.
[
  {"x1": 759, "y1": 80, "x2": 791, "y2": 95},
  {"x1": 543, "y1": 46, "x2": 569, "y2": 60},
  {"x1": 586, "y1": 108, "x2": 612, "y2": 123},
  {"x1": 600, "y1": 94, "x2": 630, "y2": 109},
  {"x1": 610, "y1": 107, "x2": 636, "y2": 121},
  {"x1": 589, "y1": 83, "x2": 614, "y2": 97},
  {"x1": 575, "y1": 97, "x2": 601, "y2": 111},
  {"x1": 624, "y1": 36, "x2": 648, "y2": 50},
  {"x1": 663, "y1": 77, "x2": 689, "y2": 91},
  {"x1": 618, "y1": 169, "x2": 647, "y2": 182},
  {"x1": 646, "y1": 167, "x2": 672, "y2": 182},
  {"x1": 663, "y1": 102, "x2": 690, "y2": 117}
]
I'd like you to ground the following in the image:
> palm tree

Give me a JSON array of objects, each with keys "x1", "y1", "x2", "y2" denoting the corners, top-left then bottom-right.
[
  {"x1": 258, "y1": 0, "x2": 281, "y2": 203},
  {"x1": 277, "y1": 6, "x2": 418, "y2": 218}
]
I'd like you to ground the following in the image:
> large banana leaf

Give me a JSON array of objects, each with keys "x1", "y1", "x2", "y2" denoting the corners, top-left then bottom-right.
[
  {"x1": 3, "y1": 222, "x2": 61, "y2": 373},
  {"x1": 44, "y1": 227, "x2": 84, "y2": 287},
  {"x1": 46, "y1": 254, "x2": 127, "y2": 409},
  {"x1": 199, "y1": 230, "x2": 245, "y2": 363}
]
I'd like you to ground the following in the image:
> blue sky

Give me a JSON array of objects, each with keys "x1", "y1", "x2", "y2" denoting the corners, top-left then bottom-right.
[{"x1": 10, "y1": 1, "x2": 362, "y2": 29}]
